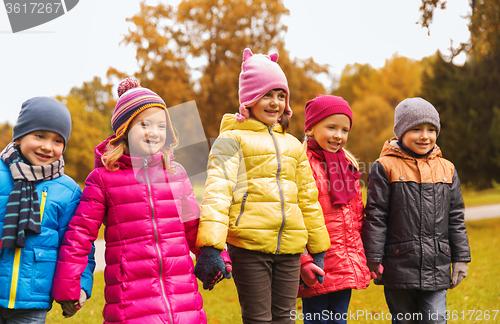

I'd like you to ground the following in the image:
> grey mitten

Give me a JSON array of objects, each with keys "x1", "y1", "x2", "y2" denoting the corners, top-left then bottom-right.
[
  {"x1": 311, "y1": 252, "x2": 325, "y2": 284},
  {"x1": 450, "y1": 262, "x2": 468, "y2": 289},
  {"x1": 194, "y1": 246, "x2": 232, "y2": 290}
]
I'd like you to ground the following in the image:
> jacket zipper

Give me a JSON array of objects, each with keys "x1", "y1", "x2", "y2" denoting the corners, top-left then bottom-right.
[
  {"x1": 268, "y1": 126, "x2": 286, "y2": 255},
  {"x1": 8, "y1": 189, "x2": 47, "y2": 308},
  {"x1": 143, "y1": 159, "x2": 174, "y2": 324},
  {"x1": 235, "y1": 192, "x2": 249, "y2": 226}
]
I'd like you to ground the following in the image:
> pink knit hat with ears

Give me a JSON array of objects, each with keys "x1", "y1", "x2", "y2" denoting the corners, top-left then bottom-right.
[{"x1": 236, "y1": 48, "x2": 292, "y2": 122}]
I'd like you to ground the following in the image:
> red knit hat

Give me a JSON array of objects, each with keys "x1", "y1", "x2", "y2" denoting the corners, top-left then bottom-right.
[{"x1": 304, "y1": 95, "x2": 353, "y2": 131}]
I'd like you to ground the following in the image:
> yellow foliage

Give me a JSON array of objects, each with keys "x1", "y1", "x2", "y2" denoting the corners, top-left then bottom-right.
[
  {"x1": 347, "y1": 95, "x2": 394, "y2": 167},
  {"x1": 0, "y1": 123, "x2": 13, "y2": 150},
  {"x1": 108, "y1": 0, "x2": 328, "y2": 142},
  {"x1": 60, "y1": 96, "x2": 111, "y2": 183},
  {"x1": 334, "y1": 54, "x2": 424, "y2": 174}
]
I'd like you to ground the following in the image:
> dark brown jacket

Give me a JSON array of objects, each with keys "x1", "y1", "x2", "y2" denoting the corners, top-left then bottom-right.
[{"x1": 362, "y1": 139, "x2": 471, "y2": 290}]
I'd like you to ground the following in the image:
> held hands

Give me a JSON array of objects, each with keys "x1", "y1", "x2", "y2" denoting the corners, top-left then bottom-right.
[
  {"x1": 57, "y1": 289, "x2": 87, "y2": 318},
  {"x1": 450, "y1": 262, "x2": 468, "y2": 289},
  {"x1": 300, "y1": 262, "x2": 325, "y2": 287},
  {"x1": 194, "y1": 246, "x2": 232, "y2": 290},
  {"x1": 311, "y1": 252, "x2": 326, "y2": 284},
  {"x1": 300, "y1": 251, "x2": 326, "y2": 287},
  {"x1": 367, "y1": 262, "x2": 384, "y2": 281}
]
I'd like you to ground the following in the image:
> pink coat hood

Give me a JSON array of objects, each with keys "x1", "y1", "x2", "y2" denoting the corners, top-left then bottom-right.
[{"x1": 52, "y1": 136, "x2": 206, "y2": 324}]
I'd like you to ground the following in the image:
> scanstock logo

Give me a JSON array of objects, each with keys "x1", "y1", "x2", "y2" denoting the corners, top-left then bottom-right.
[{"x1": 3, "y1": 0, "x2": 79, "y2": 33}]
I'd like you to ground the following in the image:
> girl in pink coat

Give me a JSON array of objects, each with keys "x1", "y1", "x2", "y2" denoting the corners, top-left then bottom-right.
[
  {"x1": 298, "y1": 95, "x2": 371, "y2": 324},
  {"x1": 51, "y1": 78, "x2": 221, "y2": 324}
]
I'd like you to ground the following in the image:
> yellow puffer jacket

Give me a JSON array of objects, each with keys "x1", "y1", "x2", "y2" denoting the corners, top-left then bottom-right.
[{"x1": 196, "y1": 114, "x2": 330, "y2": 255}]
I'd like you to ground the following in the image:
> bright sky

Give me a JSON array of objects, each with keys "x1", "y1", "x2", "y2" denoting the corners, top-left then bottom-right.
[{"x1": 0, "y1": 0, "x2": 471, "y2": 125}]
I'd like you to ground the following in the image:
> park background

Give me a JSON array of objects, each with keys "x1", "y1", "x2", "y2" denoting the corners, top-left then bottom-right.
[{"x1": 1, "y1": 0, "x2": 500, "y2": 323}]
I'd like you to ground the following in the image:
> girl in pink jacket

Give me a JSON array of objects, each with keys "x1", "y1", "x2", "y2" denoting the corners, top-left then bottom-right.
[
  {"x1": 51, "y1": 78, "x2": 221, "y2": 324},
  {"x1": 298, "y1": 95, "x2": 371, "y2": 324}
]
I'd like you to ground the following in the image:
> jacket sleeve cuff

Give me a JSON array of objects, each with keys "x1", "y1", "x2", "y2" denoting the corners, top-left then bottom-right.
[{"x1": 300, "y1": 253, "x2": 314, "y2": 266}]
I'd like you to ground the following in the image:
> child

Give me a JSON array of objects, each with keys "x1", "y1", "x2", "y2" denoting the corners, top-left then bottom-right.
[
  {"x1": 0, "y1": 97, "x2": 94, "y2": 323},
  {"x1": 195, "y1": 48, "x2": 330, "y2": 323},
  {"x1": 51, "y1": 78, "x2": 218, "y2": 324},
  {"x1": 298, "y1": 95, "x2": 371, "y2": 324},
  {"x1": 362, "y1": 98, "x2": 471, "y2": 323}
]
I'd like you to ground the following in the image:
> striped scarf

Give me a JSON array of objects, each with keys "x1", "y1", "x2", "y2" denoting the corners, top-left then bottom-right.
[{"x1": 0, "y1": 142, "x2": 64, "y2": 249}]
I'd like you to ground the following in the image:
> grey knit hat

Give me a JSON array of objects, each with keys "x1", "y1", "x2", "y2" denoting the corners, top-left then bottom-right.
[
  {"x1": 13, "y1": 97, "x2": 72, "y2": 148},
  {"x1": 393, "y1": 97, "x2": 440, "y2": 139}
]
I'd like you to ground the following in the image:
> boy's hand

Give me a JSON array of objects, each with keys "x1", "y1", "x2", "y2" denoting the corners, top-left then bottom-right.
[
  {"x1": 450, "y1": 262, "x2": 468, "y2": 289},
  {"x1": 310, "y1": 252, "x2": 326, "y2": 284},
  {"x1": 368, "y1": 262, "x2": 383, "y2": 281},
  {"x1": 58, "y1": 289, "x2": 87, "y2": 318}
]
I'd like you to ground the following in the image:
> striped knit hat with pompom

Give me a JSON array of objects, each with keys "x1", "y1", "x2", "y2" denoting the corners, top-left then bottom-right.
[{"x1": 110, "y1": 78, "x2": 177, "y2": 146}]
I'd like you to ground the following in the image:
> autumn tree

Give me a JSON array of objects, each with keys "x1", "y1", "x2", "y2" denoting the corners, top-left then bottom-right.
[
  {"x1": 108, "y1": 0, "x2": 328, "y2": 141},
  {"x1": 70, "y1": 76, "x2": 116, "y2": 123},
  {"x1": 420, "y1": 0, "x2": 500, "y2": 189},
  {"x1": 333, "y1": 55, "x2": 424, "y2": 181},
  {"x1": 57, "y1": 95, "x2": 109, "y2": 184},
  {"x1": 0, "y1": 123, "x2": 13, "y2": 150},
  {"x1": 54, "y1": 77, "x2": 114, "y2": 183}
]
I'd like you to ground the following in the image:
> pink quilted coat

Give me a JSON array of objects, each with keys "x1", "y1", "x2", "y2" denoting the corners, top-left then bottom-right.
[
  {"x1": 298, "y1": 150, "x2": 371, "y2": 298},
  {"x1": 52, "y1": 137, "x2": 206, "y2": 324}
]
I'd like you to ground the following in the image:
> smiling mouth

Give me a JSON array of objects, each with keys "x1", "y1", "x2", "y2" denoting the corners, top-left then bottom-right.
[
  {"x1": 264, "y1": 110, "x2": 279, "y2": 114},
  {"x1": 36, "y1": 152, "x2": 52, "y2": 159}
]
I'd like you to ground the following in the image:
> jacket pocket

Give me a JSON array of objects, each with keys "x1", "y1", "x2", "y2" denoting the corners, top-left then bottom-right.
[
  {"x1": 437, "y1": 241, "x2": 451, "y2": 265},
  {"x1": 435, "y1": 241, "x2": 452, "y2": 286},
  {"x1": 32, "y1": 247, "x2": 57, "y2": 294},
  {"x1": 235, "y1": 192, "x2": 249, "y2": 226},
  {"x1": 438, "y1": 241, "x2": 451, "y2": 257},
  {"x1": 384, "y1": 241, "x2": 415, "y2": 257},
  {"x1": 383, "y1": 241, "x2": 419, "y2": 285}
]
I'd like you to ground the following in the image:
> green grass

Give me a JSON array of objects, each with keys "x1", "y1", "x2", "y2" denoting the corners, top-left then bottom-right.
[
  {"x1": 47, "y1": 217, "x2": 500, "y2": 324},
  {"x1": 462, "y1": 183, "x2": 500, "y2": 207}
]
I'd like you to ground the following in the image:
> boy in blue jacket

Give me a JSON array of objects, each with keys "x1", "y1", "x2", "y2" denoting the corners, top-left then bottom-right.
[{"x1": 0, "y1": 97, "x2": 95, "y2": 323}]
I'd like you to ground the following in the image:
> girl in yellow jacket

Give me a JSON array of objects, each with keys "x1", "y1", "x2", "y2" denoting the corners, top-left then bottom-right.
[{"x1": 195, "y1": 48, "x2": 330, "y2": 323}]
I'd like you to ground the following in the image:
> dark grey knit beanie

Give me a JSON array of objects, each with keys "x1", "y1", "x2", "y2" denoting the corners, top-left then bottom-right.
[
  {"x1": 13, "y1": 97, "x2": 72, "y2": 148},
  {"x1": 393, "y1": 97, "x2": 440, "y2": 139}
]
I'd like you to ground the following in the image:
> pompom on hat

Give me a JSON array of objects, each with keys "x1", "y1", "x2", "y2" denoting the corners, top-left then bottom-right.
[
  {"x1": 393, "y1": 97, "x2": 440, "y2": 139},
  {"x1": 110, "y1": 78, "x2": 177, "y2": 146},
  {"x1": 304, "y1": 95, "x2": 353, "y2": 131},
  {"x1": 237, "y1": 48, "x2": 291, "y2": 122}
]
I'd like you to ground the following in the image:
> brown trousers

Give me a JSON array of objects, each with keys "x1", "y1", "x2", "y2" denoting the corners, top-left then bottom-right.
[{"x1": 227, "y1": 244, "x2": 301, "y2": 324}]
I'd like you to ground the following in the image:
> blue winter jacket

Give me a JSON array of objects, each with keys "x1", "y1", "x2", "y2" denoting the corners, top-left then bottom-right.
[{"x1": 0, "y1": 160, "x2": 95, "y2": 310}]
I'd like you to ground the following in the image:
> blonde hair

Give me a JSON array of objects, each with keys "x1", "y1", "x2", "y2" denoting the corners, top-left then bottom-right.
[
  {"x1": 101, "y1": 138, "x2": 176, "y2": 173},
  {"x1": 303, "y1": 135, "x2": 359, "y2": 170}
]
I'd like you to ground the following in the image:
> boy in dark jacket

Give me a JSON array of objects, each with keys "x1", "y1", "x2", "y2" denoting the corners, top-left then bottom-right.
[
  {"x1": 0, "y1": 97, "x2": 95, "y2": 323},
  {"x1": 362, "y1": 97, "x2": 471, "y2": 324}
]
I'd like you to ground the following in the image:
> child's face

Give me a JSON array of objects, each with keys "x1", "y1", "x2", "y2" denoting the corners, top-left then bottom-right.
[
  {"x1": 307, "y1": 114, "x2": 350, "y2": 153},
  {"x1": 249, "y1": 89, "x2": 286, "y2": 126},
  {"x1": 127, "y1": 107, "x2": 167, "y2": 157},
  {"x1": 401, "y1": 123, "x2": 437, "y2": 155},
  {"x1": 14, "y1": 131, "x2": 64, "y2": 166}
]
